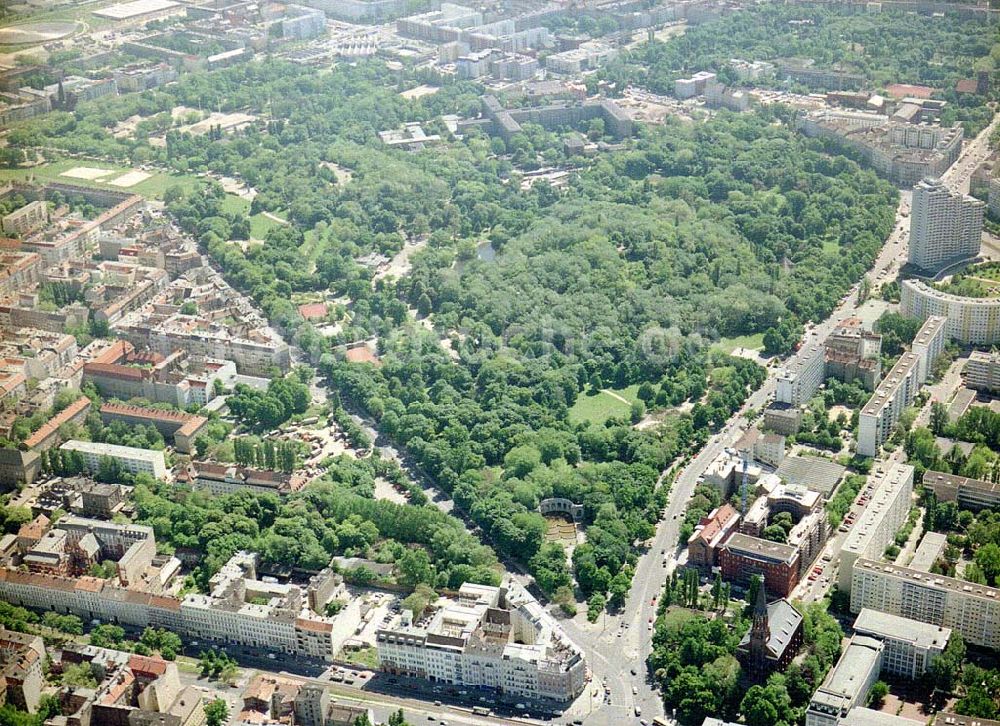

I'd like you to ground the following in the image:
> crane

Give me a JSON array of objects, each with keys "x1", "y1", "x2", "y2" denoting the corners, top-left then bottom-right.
[{"x1": 740, "y1": 448, "x2": 751, "y2": 516}]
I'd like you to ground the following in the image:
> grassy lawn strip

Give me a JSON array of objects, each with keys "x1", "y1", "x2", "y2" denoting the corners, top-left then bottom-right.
[
  {"x1": 0, "y1": 159, "x2": 204, "y2": 200},
  {"x1": 568, "y1": 384, "x2": 640, "y2": 425},
  {"x1": 710, "y1": 333, "x2": 765, "y2": 355}
]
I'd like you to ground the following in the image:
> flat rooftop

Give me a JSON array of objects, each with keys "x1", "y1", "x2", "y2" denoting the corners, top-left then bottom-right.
[
  {"x1": 723, "y1": 533, "x2": 798, "y2": 565},
  {"x1": 94, "y1": 0, "x2": 180, "y2": 19},
  {"x1": 861, "y1": 352, "x2": 920, "y2": 417},
  {"x1": 908, "y1": 531, "x2": 948, "y2": 572},
  {"x1": 913, "y1": 315, "x2": 946, "y2": 348},
  {"x1": 776, "y1": 342, "x2": 823, "y2": 381},
  {"x1": 846, "y1": 707, "x2": 924, "y2": 726},
  {"x1": 855, "y1": 558, "x2": 1000, "y2": 603},
  {"x1": 824, "y1": 635, "x2": 883, "y2": 699},
  {"x1": 841, "y1": 462, "x2": 913, "y2": 556},
  {"x1": 853, "y1": 608, "x2": 951, "y2": 651}
]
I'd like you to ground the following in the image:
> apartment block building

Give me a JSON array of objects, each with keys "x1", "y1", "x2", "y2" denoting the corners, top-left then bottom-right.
[
  {"x1": 377, "y1": 582, "x2": 586, "y2": 703},
  {"x1": 775, "y1": 343, "x2": 825, "y2": 406},
  {"x1": 857, "y1": 316, "x2": 943, "y2": 457},
  {"x1": 910, "y1": 314, "x2": 947, "y2": 384},
  {"x1": 922, "y1": 469, "x2": 1000, "y2": 512},
  {"x1": 763, "y1": 403, "x2": 803, "y2": 435},
  {"x1": 0, "y1": 629, "x2": 44, "y2": 712},
  {"x1": 0, "y1": 551, "x2": 338, "y2": 660},
  {"x1": 60, "y1": 440, "x2": 168, "y2": 480},
  {"x1": 857, "y1": 351, "x2": 922, "y2": 457},
  {"x1": 823, "y1": 318, "x2": 882, "y2": 390},
  {"x1": 902, "y1": 279, "x2": 1000, "y2": 345},
  {"x1": 852, "y1": 608, "x2": 950, "y2": 679},
  {"x1": 908, "y1": 177, "x2": 985, "y2": 274},
  {"x1": 837, "y1": 462, "x2": 914, "y2": 593},
  {"x1": 1, "y1": 201, "x2": 48, "y2": 237},
  {"x1": 22, "y1": 396, "x2": 92, "y2": 452},
  {"x1": 116, "y1": 313, "x2": 290, "y2": 376},
  {"x1": 0, "y1": 328, "x2": 78, "y2": 381},
  {"x1": 83, "y1": 342, "x2": 236, "y2": 408},
  {"x1": 0, "y1": 250, "x2": 42, "y2": 300},
  {"x1": 177, "y1": 461, "x2": 306, "y2": 497},
  {"x1": 799, "y1": 112, "x2": 963, "y2": 187},
  {"x1": 20, "y1": 194, "x2": 144, "y2": 265},
  {"x1": 850, "y1": 557, "x2": 1000, "y2": 649},
  {"x1": 963, "y1": 349, "x2": 1000, "y2": 392},
  {"x1": 674, "y1": 71, "x2": 717, "y2": 98},
  {"x1": 50, "y1": 515, "x2": 156, "y2": 588},
  {"x1": 0, "y1": 448, "x2": 40, "y2": 487},
  {"x1": 99, "y1": 403, "x2": 208, "y2": 454}
]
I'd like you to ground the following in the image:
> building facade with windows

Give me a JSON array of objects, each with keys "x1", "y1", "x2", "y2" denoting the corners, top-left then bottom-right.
[
  {"x1": 60, "y1": 440, "x2": 168, "y2": 480},
  {"x1": 850, "y1": 558, "x2": 1000, "y2": 649},
  {"x1": 922, "y1": 469, "x2": 1000, "y2": 511},
  {"x1": 719, "y1": 533, "x2": 800, "y2": 598},
  {"x1": 901, "y1": 279, "x2": 1000, "y2": 345},
  {"x1": 837, "y1": 462, "x2": 914, "y2": 593},
  {"x1": 0, "y1": 552, "x2": 337, "y2": 660},
  {"x1": 775, "y1": 343, "x2": 825, "y2": 406},
  {"x1": 908, "y1": 177, "x2": 985, "y2": 273},
  {"x1": 376, "y1": 582, "x2": 586, "y2": 703},
  {"x1": 852, "y1": 608, "x2": 950, "y2": 679},
  {"x1": 963, "y1": 349, "x2": 1000, "y2": 392},
  {"x1": 857, "y1": 316, "x2": 943, "y2": 457}
]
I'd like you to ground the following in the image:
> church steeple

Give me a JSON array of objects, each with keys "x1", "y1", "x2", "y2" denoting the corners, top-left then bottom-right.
[{"x1": 748, "y1": 582, "x2": 770, "y2": 683}]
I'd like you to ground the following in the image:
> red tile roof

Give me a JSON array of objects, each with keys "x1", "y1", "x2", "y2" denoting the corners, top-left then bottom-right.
[
  {"x1": 691, "y1": 503, "x2": 739, "y2": 545},
  {"x1": 345, "y1": 346, "x2": 380, "y2": 366},
  {"x1": 128, "y1": 654, "x2": 168, "y2": 678},
  {"x1": 16, "y1": 515, "x2": 49, "y2": 543},
  {"x1": 956, "y1": 79, "x2": 979, "y2": 94},
  {"x1": 885, "y1": 83, "x2": 935, "y2": 99},
  {"x1": 23, "y1": 397, "x2": 92, "y2": 450},
  {"x1": 297, "y1": 303, "x2": 328, "y2": 320}
]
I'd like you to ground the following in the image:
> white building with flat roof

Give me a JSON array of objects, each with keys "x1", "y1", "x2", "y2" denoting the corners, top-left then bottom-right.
[
  {"x1": 805, "y1": 635, "x2": 883, "y2": 726},
  {"x1": 853, "y1": 608, "x2": 950, "y2": 679},
  {"x1": 0, "y1": 551, "x2": 336, "y2": 660},
  {"x1": 775, "y1": 343, "x2": 825, "y2": 406},
  {"x1": 901, "y1": 279, "x2": 1000, "y2": 346},
  {"x1": 910, "y1": 314, "x2": 947, "y2": 384},
  {"x1": 908, "y1": 177, "x2": 985, "y2": 274},
  {"x1": 964, "y1": 349, "x2": 1000, "y2": 392},
  {"x1": 857, "y1": 352, "x2": 921, "y2": 457},
  {"x1": 851, "y1": 557, "x2": 1000, "y2": 649},
  {"x1": 837, "y1": 462, "x2": 913, "y2": 593},
  {"x1": 857, "y1": 315, "x2": 943, "y2": 457},
  {"x1": 60, "y1": 440, "x2": 167, "y2": 480}
]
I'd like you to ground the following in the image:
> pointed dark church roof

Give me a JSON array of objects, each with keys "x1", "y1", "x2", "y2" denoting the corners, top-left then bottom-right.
[{"x1": 739, "y1": 597, "x2": 803, "y2": 659}]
